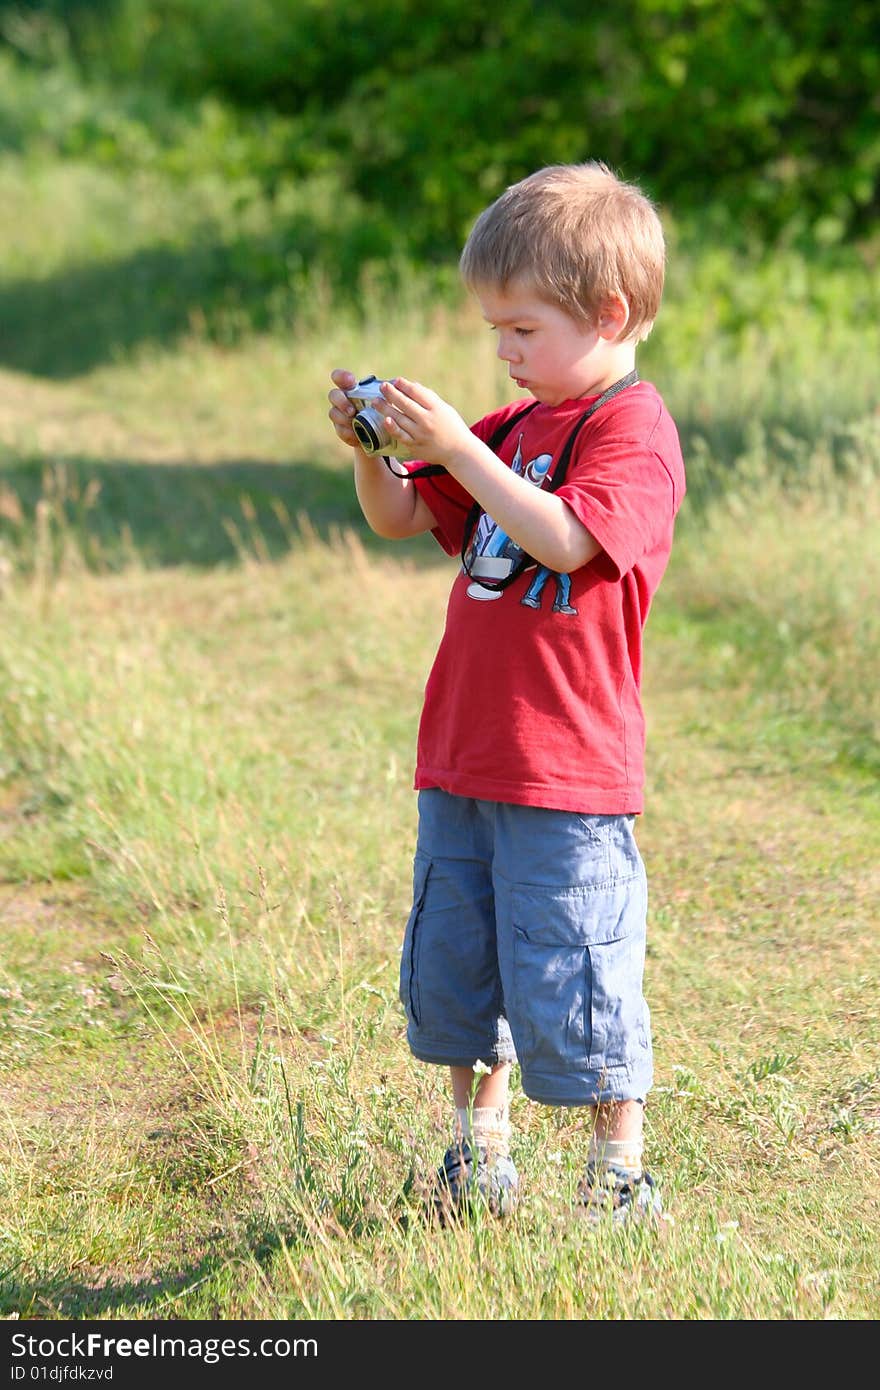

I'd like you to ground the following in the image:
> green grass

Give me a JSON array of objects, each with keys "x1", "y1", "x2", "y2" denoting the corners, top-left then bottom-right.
[
  {"x1": 1, "y1": 490, "x2": 878, "y2": 1319},
  {"x1": 0, "y1": 148, "x2": 879, "y2": 1320}
]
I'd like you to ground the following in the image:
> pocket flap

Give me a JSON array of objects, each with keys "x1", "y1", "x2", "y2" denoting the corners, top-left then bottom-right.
[{"x1": 511, "y1": 881, "x2": 637, "y2": 948}]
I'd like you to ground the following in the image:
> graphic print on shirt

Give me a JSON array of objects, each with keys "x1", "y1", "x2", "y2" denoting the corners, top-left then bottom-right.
[{"x1": 463, "y1": 434, "x2": 578, "y2": 614}]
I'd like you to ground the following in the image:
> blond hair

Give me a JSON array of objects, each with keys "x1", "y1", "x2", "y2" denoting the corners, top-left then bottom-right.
[{"x1": 459, "y1": 163, "x2": 665, "y2": 342}]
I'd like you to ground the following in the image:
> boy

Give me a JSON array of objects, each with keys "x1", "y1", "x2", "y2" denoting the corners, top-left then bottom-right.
[{"x1": 327, "y1": 162, "x2": 685, "y2": 1224}]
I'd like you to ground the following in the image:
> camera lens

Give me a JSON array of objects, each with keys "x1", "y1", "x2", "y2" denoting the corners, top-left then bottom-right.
[
  {"x1": 352, "y1": 408, "x2": 388, "y2": 454},
  {"x1": 352, "y1": 416, "x2": 380, "y2": 452}
]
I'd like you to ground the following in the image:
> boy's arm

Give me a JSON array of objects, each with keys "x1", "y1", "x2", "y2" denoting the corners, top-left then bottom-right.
[
  {"x1": 328, "y1": 369, "x2": 438, "y2": 539},
  {"x1": 379, "y1": 377, "x2": 601, "y2": 574}
]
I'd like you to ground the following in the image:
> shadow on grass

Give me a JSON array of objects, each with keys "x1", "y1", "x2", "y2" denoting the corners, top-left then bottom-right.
[
  {"x1": 0, "y1": 243, "x2": 266, "y2": 381},
  {"x1": 0, "y1": 1220, "x2": 304, "y2": 1319},
  {"x1": 0, "y1": 217, "x2": 395, "y2": 380},
  {"x1": 0, "y1": 1198, "x2": 419, "y2": 1318},
  {"x1": 0, "y1": 451, "x2": 438, "y2": 571}
]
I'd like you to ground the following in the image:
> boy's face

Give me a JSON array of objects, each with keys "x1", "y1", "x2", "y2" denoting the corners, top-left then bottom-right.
[{"x1": 475, "y1": 281, "x2": 624, "y2": 407}]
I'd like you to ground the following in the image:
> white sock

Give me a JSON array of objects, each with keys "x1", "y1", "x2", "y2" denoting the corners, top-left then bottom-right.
[
  {"x1": 454, "y1": 1104, "x2": 511, "y2": 1158},
  {"x1": 588, "y1": 1134, "x2": 643, "y2": 1180}
]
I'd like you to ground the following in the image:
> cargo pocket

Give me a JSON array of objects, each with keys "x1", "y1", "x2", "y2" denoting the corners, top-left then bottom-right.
[
  {"x1": 399, "y1": 852, "x2": 431, "y2": 1027},
  {"x1": 510, "y1": 875, "x2": 647, "y2": 1074}
]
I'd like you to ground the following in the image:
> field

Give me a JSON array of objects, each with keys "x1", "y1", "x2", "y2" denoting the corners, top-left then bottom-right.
[{"x1": 1, "y1": 148, "x2": 879, "y2": 1320}]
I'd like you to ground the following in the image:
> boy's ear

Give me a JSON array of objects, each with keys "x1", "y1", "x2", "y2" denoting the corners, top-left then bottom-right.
[{"x1": 597, "y1": 294, "x2": 630, "y2": 341}]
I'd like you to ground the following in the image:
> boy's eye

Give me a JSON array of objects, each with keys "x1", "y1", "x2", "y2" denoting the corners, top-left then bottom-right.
[{"x1": 515, "y1": 328, "x2": 533, "y2": 337}]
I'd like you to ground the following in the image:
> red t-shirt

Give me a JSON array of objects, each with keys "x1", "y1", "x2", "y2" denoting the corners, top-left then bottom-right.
[{"x1": 409, "y1": 381, "x2": 685, "y2": 813}]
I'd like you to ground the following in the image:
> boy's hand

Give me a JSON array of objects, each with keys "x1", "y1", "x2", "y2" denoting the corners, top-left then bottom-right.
[
  {"x1": 327, "y1": 368, "x2": 361, "y2": 449},
  {"x1": 378, "y1": 378, "x2": 474, "y2": 466}
]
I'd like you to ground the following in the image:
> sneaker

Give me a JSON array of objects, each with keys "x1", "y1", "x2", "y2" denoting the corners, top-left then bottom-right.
[
  {"x1": 432, "y1": 1139, "x2": 520, "y2": 1222},
  {"x1": 576, "y1": 1163, "x2": 663, "y2": 1227}
]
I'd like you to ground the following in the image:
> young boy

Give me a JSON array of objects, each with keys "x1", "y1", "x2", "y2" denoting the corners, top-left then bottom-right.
[{"x1": 328, "y1": 162, "x2": 685, "y2": 1224}]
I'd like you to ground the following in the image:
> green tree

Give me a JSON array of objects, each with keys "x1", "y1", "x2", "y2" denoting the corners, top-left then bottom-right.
[{"x1": 2, "y1": 0, "x2": 877, "y2": 253}]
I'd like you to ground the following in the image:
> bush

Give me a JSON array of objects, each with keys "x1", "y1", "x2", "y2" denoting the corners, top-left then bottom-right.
[{"x1": 2, "y1": 1, "x2": 879, "y2": 257}]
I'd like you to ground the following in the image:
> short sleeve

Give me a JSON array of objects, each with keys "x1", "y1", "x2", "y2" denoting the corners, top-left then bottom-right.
[{"x1": 557, "y1": 439, "x2": 678, "y2": 580}]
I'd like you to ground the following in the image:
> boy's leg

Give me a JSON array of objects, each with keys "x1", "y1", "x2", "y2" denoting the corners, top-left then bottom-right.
[
  {"x1": 438, "y1": 1062, "x2": 518, "y2": 1218},
  {"x1": 450, "y1": 1061, "x2": 512, "y2": 1152},
  {"x1": 590, "y1": 1098, "x2": 645, "y2": 1192},
  {"x1": 399, "y1": 790, "x2": 514, "y2": 1070},
  {"x1": 594, "y1": 1097, "x2": 642, "y2": 1139},
  {"x1": 398, "y1": 791, "x2": 518, "y2": 1216},
  {"x1": 450, "y1": 1062, "x2": 511, "y2": 1111},
  {"x1": 590, "y1": 1098, "x2": 645, "y2": 1185},
  {"x1": 491, "y1": 805, "x2": 659, "y2": 1220},
  {"x1": 579, "y1": 1098, "x2": 661, "y2": 1223}
]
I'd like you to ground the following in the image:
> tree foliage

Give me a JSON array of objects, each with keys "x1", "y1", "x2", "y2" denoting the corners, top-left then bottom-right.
[{"x1": 2, "y1": 0, "x2": 878, "y2": 257}]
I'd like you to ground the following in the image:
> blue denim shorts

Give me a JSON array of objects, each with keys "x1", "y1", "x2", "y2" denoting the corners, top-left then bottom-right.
[{"x1": 398, "y1": 789, "x2": 653, "y2": 1106}]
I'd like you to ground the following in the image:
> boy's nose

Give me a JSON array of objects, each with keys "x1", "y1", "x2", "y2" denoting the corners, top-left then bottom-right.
[{"x1": 497, "y1": 335, "x2": 520, "y2": 363}]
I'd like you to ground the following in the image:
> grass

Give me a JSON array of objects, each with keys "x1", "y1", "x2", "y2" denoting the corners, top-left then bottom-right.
[
  {"x1": 0, "y1": 147, "x2": 879, "y2": 1320},
  {"x1": 1, "y1": 489, "x2": 878, "y2": 1319}
]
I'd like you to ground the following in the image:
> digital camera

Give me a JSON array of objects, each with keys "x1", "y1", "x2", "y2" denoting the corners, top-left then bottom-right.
[{"x1": 344, "y1": 375, "x2": 408, "y2": 458}]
